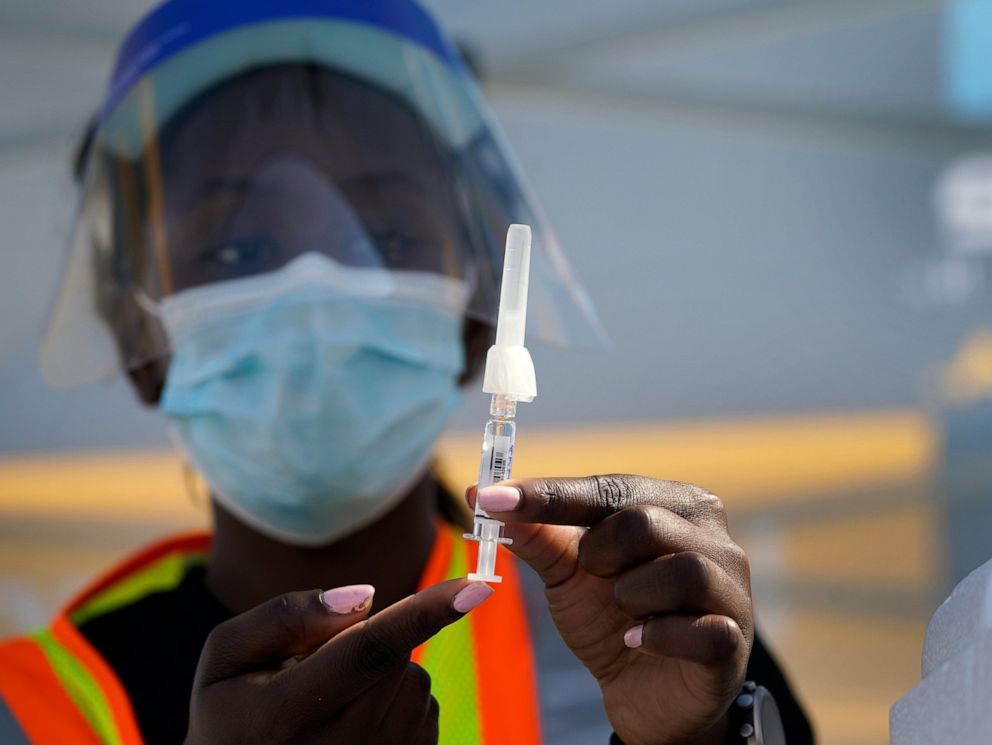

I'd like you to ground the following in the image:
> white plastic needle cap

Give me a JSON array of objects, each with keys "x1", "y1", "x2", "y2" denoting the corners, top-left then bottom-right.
[
  {"x1": 483, "y1": 225, "x2": 537, "y2": 402},
  {"x1": 495, "y1": 224, "x2": 531, "y2": 347}
]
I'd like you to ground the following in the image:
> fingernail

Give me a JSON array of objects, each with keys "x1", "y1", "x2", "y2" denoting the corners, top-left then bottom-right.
[
  {"x1": 320, "y1": 584, "x2": 375, "y2": 615},
  {"x1": 478, "y1": 485, "x2": 521, "y2": 513},
  {"x1": 453, "y1": 582, "x2": 495, "y2": 614},
  {"x1": 624, "y1": 624, "x2": 644, "y2": 649}
]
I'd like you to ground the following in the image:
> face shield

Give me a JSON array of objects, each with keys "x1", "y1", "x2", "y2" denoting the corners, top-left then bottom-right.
[{"x1": 40, "y1": 1, "x2": 605, "y2": 387}]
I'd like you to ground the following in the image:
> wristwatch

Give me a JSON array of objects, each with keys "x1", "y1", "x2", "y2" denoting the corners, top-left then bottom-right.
[
  {"x1": 727, "y1": 682, "x2": 787, "y2": 745},
  {"x1": 606, "y1": 682, "x2": 787, "y2": 745}
]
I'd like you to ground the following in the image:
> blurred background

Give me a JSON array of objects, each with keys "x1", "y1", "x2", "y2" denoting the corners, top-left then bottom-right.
[{"x1": 4, "y1": 1, "x2": 992, "y2": 743}]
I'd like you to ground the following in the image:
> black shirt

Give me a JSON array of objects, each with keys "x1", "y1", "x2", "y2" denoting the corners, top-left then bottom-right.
[{"x1": 79, "y1": 565, "x2": 227, "y2": 745}]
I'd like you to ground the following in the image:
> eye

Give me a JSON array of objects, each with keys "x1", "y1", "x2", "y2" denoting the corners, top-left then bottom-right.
[
  {"x1": 216, "y1": 245, "x2": 241, "y2": 265},
  {"x1": 202, "y1": 237, "x2": 280, "y2": 273},
  {"x1": 373, "y1": 230, "x2": 418, "y2": 268}
]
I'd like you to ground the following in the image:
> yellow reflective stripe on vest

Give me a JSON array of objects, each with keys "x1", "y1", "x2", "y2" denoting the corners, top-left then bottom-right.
[
  {"x1": 412, "y1": 523, "x2": 541, "y2": 745},
  {"x1": 417, "y1": 529, "x2": 483, "y2": 745},
  {"x1": 70, "y1": 552, "x2": 207, "y2": 627},
  {"x1": 29, "y1": 629, "x2": 122, "y2": 745}
]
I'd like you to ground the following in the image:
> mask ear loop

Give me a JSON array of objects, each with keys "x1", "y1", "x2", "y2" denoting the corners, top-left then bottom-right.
[
  {"x1": 133, "y1": 287, "x2": 164, "y2": 317},
  {"x1": 181, "y1": 461, "x2": 211, "y2": 513}
]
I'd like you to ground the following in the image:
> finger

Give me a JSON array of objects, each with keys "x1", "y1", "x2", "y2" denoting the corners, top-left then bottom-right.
[
  {"x1": 199, "y1": 585, "x2": 375, "y2": 683},
  {"x1": 476, "y1": 475, "x2": 727, "y2": 529},
  {"x1": 404, "y1": 696, "x2": 441, "y2": 745},
  {"x1": 413, "y1": 696, "x2": 440, "y2": 745},
  {"x1": 293, "y1": 578, "x2": 493, "y2": 704},
  {"x1": 467, "y1": 484, "x2": 584, "y2": 588},
  {"x1": 624, "y1": 614, "x2": 746, "y2": 669},
  {"x1": 377, "y1": 664, "x2": 434, "y2": 742},
  {"x1": 578, "y1": 505, "x2": 746, "y2": 579},
  {"x1": 298, "y1": 663, "x2": 408, "y2": 739},
  {"x1": 613, "y1": 552, "x2": 749, "y2": 629}
]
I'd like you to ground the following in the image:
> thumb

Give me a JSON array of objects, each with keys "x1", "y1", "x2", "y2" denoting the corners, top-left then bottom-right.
[
  {"x1": 467, "y1": 485, "x2": 583, "y2": 588},
  {"x1": 198, "y1": 585, "x2": 375, "y2": 684}
]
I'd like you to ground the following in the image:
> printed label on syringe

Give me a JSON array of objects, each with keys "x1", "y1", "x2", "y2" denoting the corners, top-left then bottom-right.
[{"x1": 490, "y1": 435, "x2": 514, "y2": 482}]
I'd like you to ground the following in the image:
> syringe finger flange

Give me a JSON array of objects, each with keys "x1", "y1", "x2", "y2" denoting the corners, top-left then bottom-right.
[
  {"x1": 463, "y1": 533, "x2": 514, "y2": 546},
  {"x1": 463, "y1": 517, "x2": 513, "y2": 545}
]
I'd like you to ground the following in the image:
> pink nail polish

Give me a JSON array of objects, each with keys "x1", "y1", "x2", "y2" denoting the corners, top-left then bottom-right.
[
  {"x1": 453, "y1": 582, "x2": 495, "y2": 613},
  {"x1": 624, "y1": 624, "x2": 644, "y2": 649},
  {"x1": 320, "y1": 584, "x2": 375, "y2": 615},
  {"x1": 478, "y1": 485, "x2": 521, "y2": 513}
]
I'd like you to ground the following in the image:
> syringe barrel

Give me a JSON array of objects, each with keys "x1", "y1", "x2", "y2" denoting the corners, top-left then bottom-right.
[
  {"x1": 480, "y1": 396, "x2": 516, "y2": 482},
  {"x1": 474, "y1": 404, "x2": 516, "y2": 519}
]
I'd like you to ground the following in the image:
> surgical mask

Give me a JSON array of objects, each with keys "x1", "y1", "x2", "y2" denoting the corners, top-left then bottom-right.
[{"x1": 156, "y1": 253, "x2": 468, "y2": 546}]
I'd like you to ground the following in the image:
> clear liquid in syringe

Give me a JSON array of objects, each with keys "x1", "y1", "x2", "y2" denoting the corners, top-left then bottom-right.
[{"x1": 478, "y1": 395, "x2": 516, "y2": 491}]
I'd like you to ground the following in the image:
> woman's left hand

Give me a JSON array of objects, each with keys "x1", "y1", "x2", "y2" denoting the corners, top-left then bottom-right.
[{"x1": 469, "y1": 475, "x2": 752, "y2": 745}]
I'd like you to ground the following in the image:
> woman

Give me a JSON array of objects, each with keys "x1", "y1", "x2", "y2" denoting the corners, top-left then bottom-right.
[{"x1": 1, "y1": 1, "x2": 813, "y2": 743}]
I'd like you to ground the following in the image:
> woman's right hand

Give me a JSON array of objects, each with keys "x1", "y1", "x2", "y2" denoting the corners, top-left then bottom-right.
[{"x1": 184, "y1": 579, "x2": 493, "y2": 745}]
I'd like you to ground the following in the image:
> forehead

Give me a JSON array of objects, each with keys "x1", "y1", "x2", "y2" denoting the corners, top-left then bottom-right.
[{"x1": 159, "y1": 64, "x2": 453, "y2": 189}]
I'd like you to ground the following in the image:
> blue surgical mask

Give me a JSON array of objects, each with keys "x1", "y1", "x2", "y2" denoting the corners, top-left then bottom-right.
[{"x1": 156, "y1": 253, "x2": 467, "y2": 546}]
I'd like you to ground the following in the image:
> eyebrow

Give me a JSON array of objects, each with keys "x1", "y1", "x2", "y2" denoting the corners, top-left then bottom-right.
[
  {"x1": 335, "y1": 169, "x2": 433, "y2": 196},
  {"x1": 183, "y1": 169, "x2": 433, "y2": 206},
  {"x1": 182, "y1": 178, "x2": 252, "y2": 206}
]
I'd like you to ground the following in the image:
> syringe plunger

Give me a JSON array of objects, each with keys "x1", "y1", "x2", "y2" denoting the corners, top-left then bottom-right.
[{"x1": 467, "y1": 518, "x2": 508, "y2": 583}]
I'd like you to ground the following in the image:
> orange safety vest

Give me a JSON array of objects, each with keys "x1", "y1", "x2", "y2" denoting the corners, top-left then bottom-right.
[{"x1": 0, "y1": 524, "x2": 541, "y2": 745}]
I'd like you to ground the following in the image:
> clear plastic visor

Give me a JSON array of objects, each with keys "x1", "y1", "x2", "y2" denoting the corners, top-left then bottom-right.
[{"x1": 41, "y1": 19, "x2": 604, "y2": 386}]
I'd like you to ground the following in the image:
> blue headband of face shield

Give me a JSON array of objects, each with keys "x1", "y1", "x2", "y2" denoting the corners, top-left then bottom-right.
[{"x1": 103, "y1": 0, "x2": 464, "y2": 122}]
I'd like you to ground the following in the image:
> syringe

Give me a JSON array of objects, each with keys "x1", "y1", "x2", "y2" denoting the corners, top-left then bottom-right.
[{"x1": 464, "y1": 224, "x2": 537, "y2": 583}]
